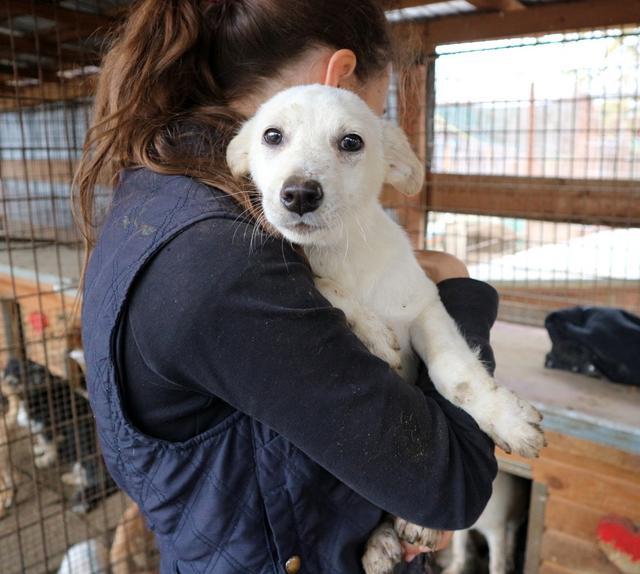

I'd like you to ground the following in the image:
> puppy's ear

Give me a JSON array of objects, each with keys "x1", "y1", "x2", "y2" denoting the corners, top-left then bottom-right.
[
  {"x1": 382, "y1": 120, "x2": 425, "y2": 196},
  {"x1": 226, "y1": 120, "x2": 254, "y2": 178}
]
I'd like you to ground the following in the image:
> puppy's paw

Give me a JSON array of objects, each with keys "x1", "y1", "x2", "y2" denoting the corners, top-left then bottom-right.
[
  {"x1": 394, "y1": 518, "x2": 442, "y2": 550},
  {"x1": 434, "y1": 365, "x2": 546, "y2": 459},
  {"x1": 362, "y1": 521, "x2": 403, "y2": 574},
  {"x1": 480, "y1": 386, "x2": 545, "y2": 458}
]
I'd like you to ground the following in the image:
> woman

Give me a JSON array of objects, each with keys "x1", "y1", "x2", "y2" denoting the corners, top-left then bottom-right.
[{"x1": 75, "y1": 1, "x2": 499, "y2": 573}]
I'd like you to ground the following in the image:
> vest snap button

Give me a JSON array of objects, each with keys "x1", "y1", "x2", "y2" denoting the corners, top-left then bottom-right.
[{"x1": 285, "y1": 555, "x2": 301, "y2": 573}]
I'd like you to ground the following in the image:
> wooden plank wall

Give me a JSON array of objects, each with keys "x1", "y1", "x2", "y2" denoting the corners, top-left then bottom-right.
[
  {"x1": 500, "y1": 431, "x2": 640, "y2": 574},
  {"x1": 428, "y1": 174, "x2": 640, "y2": 227}
]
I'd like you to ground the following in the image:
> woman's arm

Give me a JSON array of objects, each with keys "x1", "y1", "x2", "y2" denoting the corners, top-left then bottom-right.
[
  {"x1": 421, "y1": 250, "x2": 470, "y2": 284},
  {"x1": 125, "y1": 217, "x2": 498, "y2": 530}
]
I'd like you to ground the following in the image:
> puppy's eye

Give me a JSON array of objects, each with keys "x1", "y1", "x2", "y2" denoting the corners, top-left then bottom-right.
[
  {"x1": 263, "y1": 128, "x2": 283, "y2": 146},
  {"x1": 339, "y1": 134, "x2": 364, "y2": 153}
]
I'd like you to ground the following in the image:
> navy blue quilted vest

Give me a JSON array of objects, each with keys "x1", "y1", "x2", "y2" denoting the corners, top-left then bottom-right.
[{"x1": 82, "y1": 169, "x2": 384, "y2": 574}]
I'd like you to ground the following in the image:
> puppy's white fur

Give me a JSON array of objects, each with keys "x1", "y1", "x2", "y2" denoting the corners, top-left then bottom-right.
[
  {"x1": 228, "y1": 84, "x2": 544, "y2": 574},
  {"x1": 439, "y1": 471, "x2": 528, "y2": 574}
]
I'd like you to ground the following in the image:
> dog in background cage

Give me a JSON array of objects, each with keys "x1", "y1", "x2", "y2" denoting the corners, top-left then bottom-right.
[
  {"x1": 0, "y1": 377, "x2": 20, "y2": 518},
  {"x1": 56, "y1": 502, "x2": 159, "y2": 574},
  {"x1": 227, "y1": 84, "x2": 545, "y2": 574},
  {"x1": 3, "y1": 357, "x2": 117, "y2": 513}
]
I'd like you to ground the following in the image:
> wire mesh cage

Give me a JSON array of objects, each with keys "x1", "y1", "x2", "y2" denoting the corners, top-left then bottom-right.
[
  {"x1": 384, "y1": 24, "x2": 640, "y2": 326},
  {"x1": 0, "y1": 1, "x2": 157, "y2": 573},
  {"x1": 0, "y1": 1, "x2": 639, "y2": 573},
  {"x1": 426, "y1": 28, "x2": 640, "y2": 325}
]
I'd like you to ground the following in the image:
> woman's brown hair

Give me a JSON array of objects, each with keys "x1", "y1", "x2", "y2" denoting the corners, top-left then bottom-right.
[{"x1": 73, "y1": 0, "x2": 394, "y2": 253}]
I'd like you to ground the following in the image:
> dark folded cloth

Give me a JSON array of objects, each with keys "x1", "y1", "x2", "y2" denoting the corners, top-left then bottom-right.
[{"x1": 544, "y1": 306, "x2": 640, "y2": 387}]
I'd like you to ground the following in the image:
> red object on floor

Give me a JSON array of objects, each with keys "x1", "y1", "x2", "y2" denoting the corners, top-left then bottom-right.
[
  {"x1": 28, "y1": 311, "x2": 49, "y2": 333},
  {"x1": 597, "y1": 516, "x2": 640, "y2": 574}
]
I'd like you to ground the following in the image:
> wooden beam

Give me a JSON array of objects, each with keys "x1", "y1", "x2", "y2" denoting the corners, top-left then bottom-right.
[
  {"x1": 0, "y1": 34, "x2": 95, "y2": 64},
  {"x1": 467, "y1": 0, "x2": 525, "y2": 11},
  {"x1": 388, "y1": 63, "x2": 429, "y2": 249},
  {"x1": 0, "y1": 159, "x2": 78, "y2": 183},
  {"x1": 0, "y1": 63, "x2": 58, "y2": 82},
  {"x1": 387, "y1": 0, "x2": 524, "y2": 13},
  {"x1": 0, "y1": 57, "x2": 99, "y2": 85},
  {"x1": 387, "y1": 0, "x2": 449, "y2": 8},
  {"x1": 395, "y1": 0, "x2": 640, "y2": 46},
  {"x1": 428, "y1": 173, "x2": 640, "y2": 226},
  {"x1": 486, "y1": 283, "x2": 640, "y2": 322},
  {"x1": 0, "y1": 75, "x2": 95, "y2": 110}
]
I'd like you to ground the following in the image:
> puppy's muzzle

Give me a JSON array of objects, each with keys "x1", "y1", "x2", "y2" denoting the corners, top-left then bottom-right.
[{"x1": 280, "y1": 176, "x2": 323, "y2": 216}]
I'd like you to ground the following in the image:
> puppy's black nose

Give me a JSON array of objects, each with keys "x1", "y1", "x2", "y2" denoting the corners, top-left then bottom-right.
[{"x1": 280, "y1": 177, "x2": 323, "y2": 215}]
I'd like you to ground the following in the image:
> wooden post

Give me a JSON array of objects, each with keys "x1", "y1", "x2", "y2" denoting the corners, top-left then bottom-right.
[
  {"x1": 528, "y1": 82, "x2": 536, "y2": 176},
  {"x1": 1, "y1": 298, "x2": 25, "y2": 364},
  {"x1": 524, "y1": 481, "x2": 548, "y2": 574},
  {"x1": 422, "y1": 47, "x2": 437, "y2": 252},
  {"x1": 400, "y1": 63, "x2": 427, "y2": 250}
]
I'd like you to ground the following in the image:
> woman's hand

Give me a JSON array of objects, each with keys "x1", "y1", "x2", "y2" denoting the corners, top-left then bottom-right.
[
  {"x1": 401, "y1": 531, "x2": 453, "y2": 562},
  {"x1": 420, "y1": 250, "x2": 469, "y2": 284}
]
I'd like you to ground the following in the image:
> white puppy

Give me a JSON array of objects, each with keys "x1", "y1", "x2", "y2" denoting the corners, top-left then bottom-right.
[{"x1": 227, "y1": 84, "x2": 544, "y2": 574}]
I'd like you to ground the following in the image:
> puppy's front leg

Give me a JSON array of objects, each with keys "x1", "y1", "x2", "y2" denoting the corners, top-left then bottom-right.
[
  {"x1": 315, "y1": 277, "x2": 402, "y2": 370},
  {"x1": 409, "y1": 297, "x2": 544, "y2": 458}
]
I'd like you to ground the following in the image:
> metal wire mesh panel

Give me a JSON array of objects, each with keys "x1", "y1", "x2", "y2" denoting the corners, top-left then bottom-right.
[
  {"x1": 427, "y1": 28, "x2": 640, "y2": 325},
  {"x1": 0, "y1": 1, "x2": 158, "y2": 572},
  {"x1": 1, "y1": 1, "x2": 639, "y2": 573}
]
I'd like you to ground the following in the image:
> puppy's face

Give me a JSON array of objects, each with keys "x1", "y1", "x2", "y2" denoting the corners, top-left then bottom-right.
[{"x1": 227, "y1": 85, "x2": 424, "y2": 246}]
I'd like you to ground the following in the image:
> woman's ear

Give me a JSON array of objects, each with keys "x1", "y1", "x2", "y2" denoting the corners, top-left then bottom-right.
[
  {"x1": 324, "y1": 49, "x2": 358, "y2": 88},
  {"x1": 382, "y1": 120, "x2": 425, "y2": 196},
  {"x1": 226, "y1": 120, "x2": 254, "y2": 178}
]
